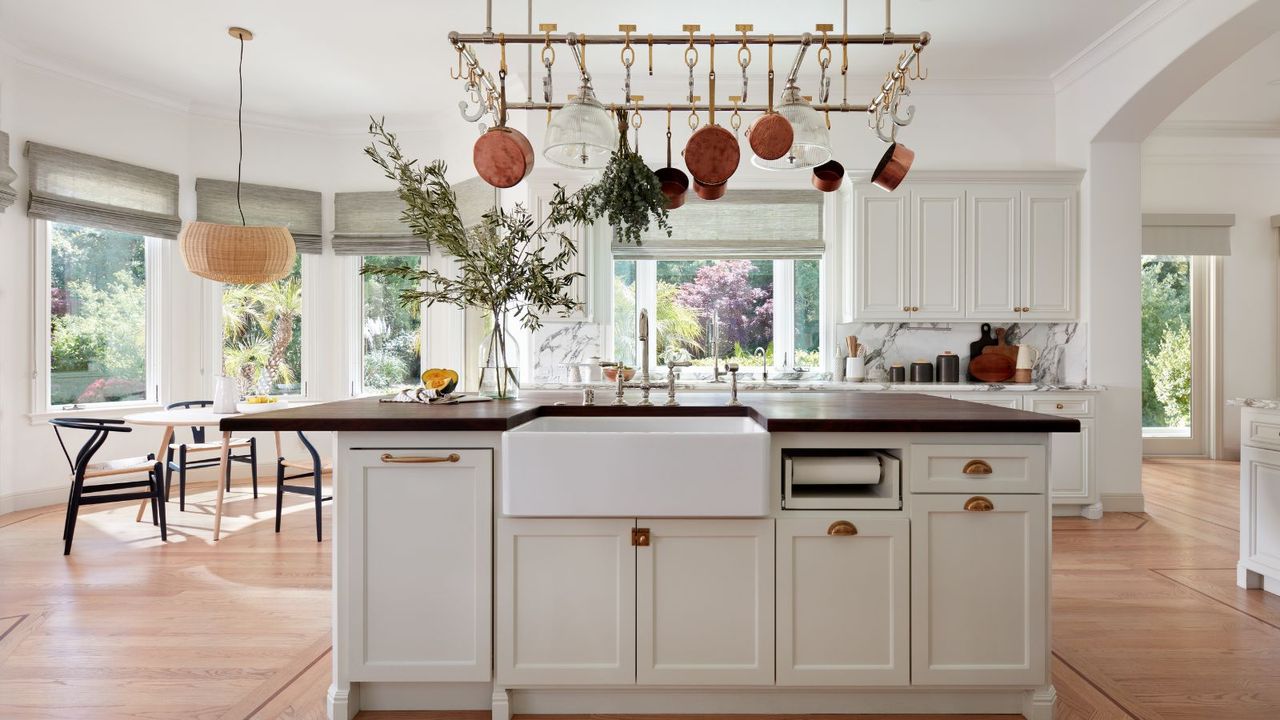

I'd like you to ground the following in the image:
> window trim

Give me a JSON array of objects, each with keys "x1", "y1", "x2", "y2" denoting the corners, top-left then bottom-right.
[
  {"x1": 208, "y1": 252, "x2": 317, "y2": 401},
  {"x1": 614, "y1": 257, "x2": 825, "y2": 375}
]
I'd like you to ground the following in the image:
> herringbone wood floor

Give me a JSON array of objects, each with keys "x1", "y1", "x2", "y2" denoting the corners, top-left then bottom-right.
[{"x1": 1, "y1": 459, "x2": 1276, "y2": 719}]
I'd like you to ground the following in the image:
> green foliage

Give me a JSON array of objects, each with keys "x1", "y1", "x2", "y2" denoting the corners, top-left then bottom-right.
[
  {"x1": 222, "y1": 259, "x2": 303, "y2": 394},
  {"x1": 1140, "y1": 257, "x2": 1191, "y2": 428},
  {"x1": 654, "y1": 281, "x2": 703, "y2": 355},
  {"x1": 51, "y1": 271, "x2": 146, "y2": 376},
  {"x1": 362, "y1": 255, "x2": 422, "y2": 392},
  {"x1": 1150, "y1": 323, "x2": 1192, "y2": 427},
  {"x1": 613, "y1": 275, "x2": 637, "y2": 367},
  {"x1": 580, "y1": 110, "x2": 671, "y2": 246}
]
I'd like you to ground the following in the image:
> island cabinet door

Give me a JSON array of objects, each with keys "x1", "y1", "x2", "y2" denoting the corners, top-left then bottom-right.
[
  {"x1": 636, "y1": 519, "x2": 774, "y2": 685},
  {"x1": 776, "y1": 517, "x2": 909, "y2": 686},
  {"x1": 343, "y1": 449, "x2": 492, "y2": 682},
  {"x1": 496, "y1": 518, "x2": 637, "y2": 686},
  {"x1": 1241, "y1": 447, "x2": 1280, "y2": 575},
  {"x1": 911, "y1": 493, "x2": 1047, "y2": 686}
]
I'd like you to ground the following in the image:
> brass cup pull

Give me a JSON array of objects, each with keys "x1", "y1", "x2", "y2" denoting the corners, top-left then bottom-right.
[
  {"x1": 964, "y1": 496, "x2": 995, "y2": 512},
  {"x1": 632, "y1": 527, "x2": 651, "y2": 546},
  {"x1": 827, "y1": 520, "x2": 858, "y2": 536},
  {"x1": 1056, "y1": 403, "x2": 1065, "y2": 410},
  {"x1": 962, "y1": 459, "x2": 993, "y2": 476},
  {"x1": 380, "y1": 452, "x2": 461, "y2": 464}
]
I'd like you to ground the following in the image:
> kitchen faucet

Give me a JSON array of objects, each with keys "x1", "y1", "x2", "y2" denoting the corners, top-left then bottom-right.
[
  {"x1": 710, "y1": 309, "x2": 726, "y2": 383},
  {"x1": 755, "y1": 347, "x2": 768, "y2": 382},
  {"x1": 615, "y1": 309, "x2": 656, "y2": 406}
]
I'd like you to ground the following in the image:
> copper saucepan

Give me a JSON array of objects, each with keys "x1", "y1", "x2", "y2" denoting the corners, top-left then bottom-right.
[
  {"x1": 683, "y1": 41, "x2": 739, "y2": 201},
  {"x1": 653, "y1": 108, "x2": 689, "y2": 209},
  {"x1": 746, "y1": 39, "x2": 793, "y2": 161},
  {"x1": 473, "y1": 66, "x2": 534, "y2": 188},
  {"x1": 811, "y1": 159, "x2": 845, "y2": 192},
  {"x1": 870, "y1": 142, "x2": 914, "y2": 192}
]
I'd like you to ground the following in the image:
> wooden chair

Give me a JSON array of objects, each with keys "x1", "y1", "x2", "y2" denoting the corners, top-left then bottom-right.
[
  {"x1": 164, "y1": 400, "x2": 258, "y2": 511},
  {"x1": 275, "y1": 431, "x2": 332, "y2": 542},
  {"x1": 50, "y1": 418, "x2": 167, "y2": 555}
]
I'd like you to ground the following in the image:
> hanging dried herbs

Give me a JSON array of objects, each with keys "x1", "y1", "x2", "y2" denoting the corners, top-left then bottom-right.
[{"x1": 581, "y1": 109, "x2": 672, "y2": 245}]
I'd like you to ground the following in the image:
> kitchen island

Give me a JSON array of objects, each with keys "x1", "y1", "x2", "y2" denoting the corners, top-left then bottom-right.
[{"x1": 223, "y1": 391, "x2": 1077, "y2": 720}]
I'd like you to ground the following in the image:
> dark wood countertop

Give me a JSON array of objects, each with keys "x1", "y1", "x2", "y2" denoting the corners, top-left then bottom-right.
[{"x1": 221, "y1": 391, "x2": 1080, "y2": 433}]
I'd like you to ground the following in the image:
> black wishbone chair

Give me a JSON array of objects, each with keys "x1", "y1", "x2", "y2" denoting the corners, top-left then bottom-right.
[
  {"x1": 275, "y1": 431, "x2": 332, "y2": 542},
  {"x1": 163, "y1": 400, "x2": 258, "y2": 511},
  {"x1": 50, "y1": 418, "x2": 167, "y2": 555}
]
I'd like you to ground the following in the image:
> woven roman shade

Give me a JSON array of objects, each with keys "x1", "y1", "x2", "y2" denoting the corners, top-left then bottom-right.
[
  {"x1": 0, "y1": 131, "x2": 16, "y2": 212},
  {"x1": 1141, "y1": 213, "x2": 1234, "y2": 256},
  {"x1": 612, "y1": 189, "x2": 825, "y2": 260},
  {"x1": 25, "y1": 141, "x2": 181, "y2": 238},
  {"x1": 332, "y1": 177, "x2": 494, "y2": 256},
  {"x1": 195, "y1": 178, "x2": 323, "y2": 253}
]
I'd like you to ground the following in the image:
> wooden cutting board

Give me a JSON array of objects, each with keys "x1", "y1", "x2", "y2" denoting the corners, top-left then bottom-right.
[
  {"x1": 969, "y1": 353, "x2": 1017, "y2": 383},
  {"x1": 982, "y1": 327, "x2": 1019, "y2": 362}
]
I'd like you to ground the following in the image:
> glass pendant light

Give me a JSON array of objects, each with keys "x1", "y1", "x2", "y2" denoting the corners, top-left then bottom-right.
[
  {"x1": 543, "y1": 80, "x2": 616, "y2": 169},
  {"x1": 750, "y1": 84, "x2": 832, "y2": 171}
]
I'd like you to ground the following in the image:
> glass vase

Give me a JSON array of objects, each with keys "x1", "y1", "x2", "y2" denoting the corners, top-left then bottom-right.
[{"x1": 478, "y1": 319, "x2": 520, "y2": 400}]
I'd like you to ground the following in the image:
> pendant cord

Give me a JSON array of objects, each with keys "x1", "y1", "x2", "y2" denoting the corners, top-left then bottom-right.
[{"x1": 236, "y1": 35, "x2": 246, "y2": 226}]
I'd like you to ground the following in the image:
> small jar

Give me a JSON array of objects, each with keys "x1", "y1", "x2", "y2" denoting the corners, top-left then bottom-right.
[
  {"x1": 910, "y1": 360, "x2": 934, "y2": 383},
  {"x1": 935, "y1": 351, "x2": 961, "y2": 383},
  {"x1": 889, "y1": 363, "x2": 907, "y2": 383}
]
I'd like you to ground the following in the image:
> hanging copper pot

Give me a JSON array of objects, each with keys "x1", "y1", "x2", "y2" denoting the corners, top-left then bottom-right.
[
  {"x1": 811, "y1": 159, "x2": 845, "y2": 192},
  {"x1": 473, "y1": 61, "x2": 534, "y2": 189},
  {"x1": 653, "y1": 108, "x2": 689, "y2": 209},
  {"x1": 682, "y1": 41, "x2": 739, "y2": 200},
  {"x1": 871, "y1": 142, "x2": 914, "y2": 192},
  {"x1": 746, "y1": 39, "x2": 793, "y2": 161}
]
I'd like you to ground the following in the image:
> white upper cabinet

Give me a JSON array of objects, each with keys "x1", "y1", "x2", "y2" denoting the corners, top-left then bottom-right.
[
  {"x1": 854, "y1": 190, "x2": 911, "y2": 320},
  {"x1": 1021, "y1": 187, "x2": 1077, "y2": 320},
  {"x1": 854, "y1": 180, "x2": 1078, "y2": 322},
  {"x1": 911, "y1": 186, "x2": 966, "y2": 319},
  {"x1": 966, "y1": 187, "x2": 1022, "y2": 321}
]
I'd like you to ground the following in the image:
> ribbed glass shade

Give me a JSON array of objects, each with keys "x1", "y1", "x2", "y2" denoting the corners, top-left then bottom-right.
[
  {"x1": 751, "y1": 87, "x2": 832, "y2": 171},
  {"x1": 543, "y1": 84, "x2": 617, "y2": 169},
  {"x1": 179, "y1": 221, "x2": 296, "y2": 284}
]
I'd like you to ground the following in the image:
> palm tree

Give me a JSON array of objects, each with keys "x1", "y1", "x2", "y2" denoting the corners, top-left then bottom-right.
[
  {"x1": 254, "y1": 276, "x2": 302, "y2": 387},
  {"x1": 655, "y1": 281, "x2": 703, "y2": 355}
]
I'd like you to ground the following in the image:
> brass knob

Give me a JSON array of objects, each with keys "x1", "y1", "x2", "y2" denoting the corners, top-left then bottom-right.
[
  {"x1": 964, "y1": 496, "x2": 995, "y2": 512},
  {"x1": 1056, "y1": 403, "x2": 1065, "y2": 409},
  {"x1": 911, "y1": 306, "x2": 920, "y2": 312},
  {"x1": 1023, "y1": 306, "x2": 1031, "y2": 312},
  {"x1": 631, "y1": 527, "x2": 651, "y2": 547},
  {"x1": 903, "y1": 305, "x2": 911, "y2": 312},
  {"x1": 1014, "y1": 307, "x2": 1020, "y2": 312},
  {"x1": 962, "y1": 459, "x2": 993, "y2": 475},
  {"x1": 827, "y1": 520, "x2": 858, "y2": 536}
]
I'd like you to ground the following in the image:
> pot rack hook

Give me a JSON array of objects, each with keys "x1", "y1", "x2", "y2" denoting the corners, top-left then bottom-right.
[
  {"x1": 450, "y1": 46, "x2": 465, "y2": 80},
  {"x1": 729, "y1": 95, "x2": 743, "y2": 137},
  {"x1": 540, "y1": 23, "x2": 556, "y2": 103},
  {"x1": 620, "y1": 24, "x2": 636, "y2": 102},
  {"x1": 873, "y1": 107, "x2": 897, "y2": 143},
  {"x1": 647, "y1": 33, "x2": 654, "y2": 76},
  {"x1": 890, "y1": 85, "x2": 914, "y2": 126},
  {"x1": 736, "y1": 24, "x2": 753, "y2": 103},
  {"x1": 909, "y1": 49, "x2": 928, "y2": 80}
]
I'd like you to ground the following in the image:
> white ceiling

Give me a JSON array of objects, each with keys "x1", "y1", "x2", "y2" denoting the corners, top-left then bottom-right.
[
  {"x1": 1158, "y1": 31, "x2": 1280, "y2": 134},
  {"x1": 0, "y1": 0, "x2": 1151, "y2": 126}
]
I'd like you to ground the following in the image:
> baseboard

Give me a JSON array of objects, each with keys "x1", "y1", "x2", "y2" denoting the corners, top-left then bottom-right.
[
  {"x1": 0, "y1": 463, "x2": 277, "y2": 517},
  {"x1": 1101, "y1": 492, "x2": 1145, "y2": 513}
]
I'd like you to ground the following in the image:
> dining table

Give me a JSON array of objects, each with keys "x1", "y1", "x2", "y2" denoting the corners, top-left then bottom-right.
[{"x1": 122, "y1": 406, "x2": 284, "y2": 541}]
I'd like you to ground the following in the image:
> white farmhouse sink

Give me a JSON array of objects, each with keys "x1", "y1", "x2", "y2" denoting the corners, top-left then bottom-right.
[{"x1": 502, "y1": 415, "x2": 770, "y2": 517}]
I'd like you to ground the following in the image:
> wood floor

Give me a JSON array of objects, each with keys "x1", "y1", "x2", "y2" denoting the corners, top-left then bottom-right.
[{"x1": 1, "y1": 459, "x2": 1277, "y2": 719}]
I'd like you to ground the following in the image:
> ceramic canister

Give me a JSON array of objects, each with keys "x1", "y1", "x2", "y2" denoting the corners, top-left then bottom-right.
[
  {"x1": 889, "y1": 363, "x2": 907, "y2": 383},
  {"x1": 935, "y1": 351, "x2": 961, "y2": 383},
  {"x1": 910, "y1": 360, "x2": 934, "y2": 383},
  {"x1": 846, "y1": 356, "x2": 866, "y2": 382}
]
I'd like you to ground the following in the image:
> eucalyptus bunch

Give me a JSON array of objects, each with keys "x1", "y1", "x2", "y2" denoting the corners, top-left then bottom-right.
[
  {"x1": 580, "y1": 109, "x2": 672, "y2": 245},
  {"x1": 362, "y1": 117, "x2": 592, "y2": 334}
]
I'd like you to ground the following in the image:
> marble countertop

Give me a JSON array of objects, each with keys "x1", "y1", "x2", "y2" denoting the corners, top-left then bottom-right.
[
  {"x1": 1230, "y1": 398, "x2": 1280, "y2": 410},
  {"x1": 531, "y1": 380, "x2": 1104, "y2": 393}
]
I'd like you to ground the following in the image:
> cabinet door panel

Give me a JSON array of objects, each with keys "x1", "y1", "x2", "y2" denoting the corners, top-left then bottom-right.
[
  {"x1": 497, "y1": 518, "x2": 636, "y2": 685},
  {"x1": 777, "y1": 517, "x2": 909, "y2": 686},
  {"x1": 1242, "y1": 448, "x2": 1280, "y2": 573},
  {"x1": 345, "y1": 449, "x2": 492, "y2": 682},
  {"x1": 1022, "y1": 188, "x2": 1076, "y2": 319},
  {"x1": 854, "y1": 187, "x2": 911, "y2": 320},
  {"x1": 1050, "y1": 419, "x2": 1091, "y2": 501},
  {"x1": 637, "y1": 519, "x2": 774, "y2": 685},
  {"x1": 911, "y1": 493, "x2": 1047, "y2": 686},
  {"x1": 912, "y1": 187, "x2": 965, "y2": 319},
  {"x1": 967, "y1": 188, "x2": 1022, "y2": 320}
]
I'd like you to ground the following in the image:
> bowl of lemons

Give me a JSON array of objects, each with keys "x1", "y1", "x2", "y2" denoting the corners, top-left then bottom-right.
[{"x1": 236, "y1": 395, "x2": 290, "y2": 414}]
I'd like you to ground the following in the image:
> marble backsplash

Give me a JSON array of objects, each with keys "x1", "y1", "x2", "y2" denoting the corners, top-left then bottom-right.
[
  {"x1": 834, "y1": 322, "x2": 1086, "y2": 384},
  {"x1": 531, "y1": 320, "x2": 1087, "y2": 385}
]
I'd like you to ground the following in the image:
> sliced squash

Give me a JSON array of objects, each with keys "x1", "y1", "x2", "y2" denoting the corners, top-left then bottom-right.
[{"x1": 421, "y1": 368, "x2": 459, "y2": 395}]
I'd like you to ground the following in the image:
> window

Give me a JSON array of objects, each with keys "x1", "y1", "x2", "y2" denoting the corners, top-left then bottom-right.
[
  {"x1": 613, "y1": 258, "x2": 823, "y2": 374},
  {"x1": 360, "y1": 255, "x2": 424, "y2": 394},
  {"x1": 221, "y1": 256, "x2": 303, "y2": 396},
  {"x1": 1141, "y1": 254, "x2": 1210, "y2": 455},
  {"x1": 46, "y1": 221, "x2": 157, "y2": 408}
]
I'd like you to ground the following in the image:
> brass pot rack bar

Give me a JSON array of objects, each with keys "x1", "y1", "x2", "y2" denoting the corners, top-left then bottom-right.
[
  {"x1": 504, "y1": 101, "x2": 871, "y2": 114},
  {"x1": 448, "y1": 30, "x2": 929, "y2": 47}
]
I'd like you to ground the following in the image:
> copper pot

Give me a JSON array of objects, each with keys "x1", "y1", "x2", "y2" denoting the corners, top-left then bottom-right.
[
  {"x1": 472, "y1": 78, "x2": 533, "y2": 189},
  {"x1": 653, "y1": 110, "x2": 689, "y2": 209},
  {"x1": 693, "y1": 178, "x2": 727, "y2": 201},
  {"x1": 682, "y1": 56, "x2": 739, "y2": 199},
  {"x1": 746, "y1": 44, "x2": 793, "y2": 161},
  {"x1": 811, "y1": 159, "x2": 844, "y2": 192},
  {"x1": 871, "y1": 142, "x2": 914, "y2": 192}
]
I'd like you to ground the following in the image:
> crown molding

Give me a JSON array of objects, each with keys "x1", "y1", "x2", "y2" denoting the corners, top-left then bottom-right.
[
  {"x1": 1143, "y1": 151, "x2": 1280, "y2": 165},
  {"x1": 1149, "y1": 120, "x2": 1280, "y2": 138},
  {"x1": 1051, "y1": 0, "x2": 1190, "y2": 92}
]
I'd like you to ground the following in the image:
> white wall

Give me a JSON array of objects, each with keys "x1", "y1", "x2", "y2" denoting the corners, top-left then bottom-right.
[{"x1": 1142, "y1": 134, "x2": 1280, "y2": 456}]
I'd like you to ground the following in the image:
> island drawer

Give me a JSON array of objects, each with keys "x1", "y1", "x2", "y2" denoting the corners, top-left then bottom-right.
[
  {"x1": 908, "y1": 444, "x2": 1046, "y2": 494},
  {"x1": 1245, "y1": 411, "x2": 1280, "y2": 452},
  {"x1": 1027, "y1": 395, "x2": 1092, "y2": 417}
]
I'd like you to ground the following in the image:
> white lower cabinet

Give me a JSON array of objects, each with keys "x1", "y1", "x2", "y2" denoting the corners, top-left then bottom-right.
[
  {"x1": 343, "y1": 449, "x2": 492, "y2": 682},
  {"x1": 496, "y1": 518, "x2": 636, "y2": 685},
  {"x1": 1050, "y1": 418, "x2": 1092, "y2": 500},
  {"x1": 776, "y1": 517, "x2": 910, "y2": 686},
  {"x1": 637, "y1": 519, "x2": 774, "y2": 685},
  {"x1": 1241, "y1": 447, "x2": 1280, "y2": 578},
  {"x1": 910, "y1": 493, "x2": 1047, "y2": 686}
]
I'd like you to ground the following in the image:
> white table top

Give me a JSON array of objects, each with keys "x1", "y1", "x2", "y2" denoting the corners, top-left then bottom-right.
[{"x1": 122, "y1": 408, "x2": 240, "y2": 427}]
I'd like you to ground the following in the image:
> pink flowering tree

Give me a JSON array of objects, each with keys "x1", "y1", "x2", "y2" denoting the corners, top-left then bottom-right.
[{"x1": 676, "y1": 260, "x2": 773, "y2": 356}]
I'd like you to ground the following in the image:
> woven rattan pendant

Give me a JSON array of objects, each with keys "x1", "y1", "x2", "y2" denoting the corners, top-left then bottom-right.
[{"x1": 180, "y1": 27, "x2": 295, "y2": 284}]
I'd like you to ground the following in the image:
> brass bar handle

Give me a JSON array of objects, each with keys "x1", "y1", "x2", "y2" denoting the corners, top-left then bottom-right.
[
  {"x1": 964, "y1": 496, "x2": 995, "y2": 512},
  {"x1": 827, "y1": 520, "x2": 858, "y2": 536},
  {"x1": 380, "y1": 453, "x2": 461, "y2": 464},
  {"x1": 962, "y1": 459, "x2": 993, "y2": 476}
]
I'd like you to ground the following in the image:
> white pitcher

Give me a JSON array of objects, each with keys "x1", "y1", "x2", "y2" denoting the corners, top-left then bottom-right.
[{"x1": 212, "y1": 375, "x2": 239, "y2": 413}]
